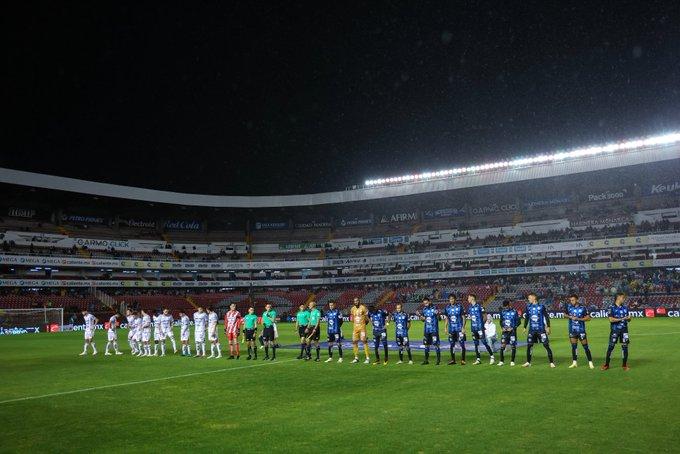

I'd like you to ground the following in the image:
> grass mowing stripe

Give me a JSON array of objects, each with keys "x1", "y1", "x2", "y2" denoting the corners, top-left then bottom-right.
[{"x1": 0, "y1": 358, "x2": 296, "y2": 405}]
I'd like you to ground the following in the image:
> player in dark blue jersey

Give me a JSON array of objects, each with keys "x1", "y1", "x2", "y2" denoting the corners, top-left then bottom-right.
[
  {"x1": 565, "y1": 294, "x2": 594, "y2": 369},
  {"x1": 369, "y1": 306, "x2": 389, "y2": 365},
  {"x1": 420, "y1": 297, "x2": 441, "y2": 365},
  {"x1": 443, "y1": 295, "x2": 467, "y2": 365},
  {"x1": 467, "y1": 295, "x2": 495, "y2": 365},
  {"x1": 602, "y1": 292, "x2": 632, "y2": 371},
  {"x1": 497, "y1": 300, "x2": 521, "y2": 366},
  {"x1": 392, "y1": 304, "x2": 413, "y2": 364},
  {"x1": 522, "y1": 293, "x2": 555, "y2": 368},
  {"x1": 324, "y1": 301, "x2": 344, "y2": 363}
]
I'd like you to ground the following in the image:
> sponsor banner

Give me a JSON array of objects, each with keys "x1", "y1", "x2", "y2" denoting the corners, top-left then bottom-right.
[
  {"x1": 584, "y1": 189, "x2": 628, "y2": 202},
  {"x1": 379, "y1": 212, "x2": 418, "y2": 224},
  {"x1": 75, "y1": 238, "x2": 131, "y2": 250},
  {"x1": 119, "y1": 218, "x2": 157, "y2": 229},
  {"x1": 61, "y1": 213, "x2": 107, "y2": 225},
  {"x1": 7, "y1": 207, "x2": 36, "y2": 219},
  {"x1": 523, "y1": 196, "x2": 571, "y2": 211},
  {"x1": 646, "y1": 180, "x2": 680, "y2": 196},
  {"x1": 294, "y1": 220, "x2": 332, "y2": 229},
  {"x1": 1, "y1": 233, "x2": 678, "y2": 270},
  {"x1": 423, "y1": 207, "x2": 467, "y2": 220},
  {"x1": 279, "y1": 242, "x2": 317, "y2": 251},
  {"x1": 470, "y1": 203, "x2": 518, "y2": 216},
  {"x1": 164, "y1": 219, "x2": 202, "y2": 231},
  {"x1": 254, "y1": 221, "x2": 289, "y2": 230},
  {"x1": 337, "y1": 216, "x2": 373, "y2": 227},
  {"x1": 571, "y1": 216, "x2": 631, "y2": 228}
]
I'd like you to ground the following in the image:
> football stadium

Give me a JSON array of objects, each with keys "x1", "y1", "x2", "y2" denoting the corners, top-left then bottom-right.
[{"x1": 3, "y1": 4, "x2": 680, "y2": 454}]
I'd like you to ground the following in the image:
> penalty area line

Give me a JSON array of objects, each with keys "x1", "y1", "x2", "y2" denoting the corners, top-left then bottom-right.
[{"x1": 0, "y1": 358, "x2": 296, "y2": 405}]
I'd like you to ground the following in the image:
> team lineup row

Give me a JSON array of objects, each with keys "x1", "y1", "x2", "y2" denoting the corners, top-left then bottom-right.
[{"x1": 78, "y1": 293, "x2": 633, "y2": 371}]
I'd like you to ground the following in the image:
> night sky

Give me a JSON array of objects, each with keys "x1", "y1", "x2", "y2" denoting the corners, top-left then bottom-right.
[{"x1": 4, "y1": 2, "x2": 680, "y2": 196}]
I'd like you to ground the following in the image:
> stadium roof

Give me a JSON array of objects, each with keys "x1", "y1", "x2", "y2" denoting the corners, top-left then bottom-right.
[{"x1": 1, "y1": 134, "x2": 679, "y2": 208}]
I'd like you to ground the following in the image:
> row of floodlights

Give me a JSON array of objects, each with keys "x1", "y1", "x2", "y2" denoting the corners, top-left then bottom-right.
[{"x1": 364, "y1": 132, "x2": 680, "y2": 187}]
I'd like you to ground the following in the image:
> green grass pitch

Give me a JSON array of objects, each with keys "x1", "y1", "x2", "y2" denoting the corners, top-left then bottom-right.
[{"x1": 1, "y1": 318, "x2": 679, "y2": 453}]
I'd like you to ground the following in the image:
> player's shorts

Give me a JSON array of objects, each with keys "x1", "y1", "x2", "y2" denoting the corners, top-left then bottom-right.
[
  {"x1": 107, "y1": 330, "x2": 117, "y2": 342},
  {"x1": 163, "y1": 328, "x2": 174, "y2": 339},
  {"x1": 208, "y1": 327, "x2": 218, "y2": 342},
  {"x1": 153, "y1": 329, "x2": 162, "y2": 341},
  {"x1": 195, "y1": 328, "x2": 206, "y2": 343},
  {"x1": 423, "y1": 332, "x2": 440, "y2": 346},
  {"x1": 244, "y1": 329, "x2": 256, "y2": 341},
  {"x1": 396, "y1": 335, "x2": 410, "y2": 347},
  {"x1": 471, "y1": 328, "x2": 485, "y2": 341},
  {"x1": 127, "y1": 330, "x2": 134, "y2": 340},
  {"x1": 298, "y1": 326, "x2": 308, "y2": 338},
  {"x1": 84, "y1": 328, "x2": 94, "y2": 340},
  {"x1": 569, "y1": 331, "x2": 588, "y2": 341},
  {"x1": 609, "y1": 328, "x2": 630, "y2": 345},
  {"x1": 263, "y1": 326, "x2": 275, "y2": 341},
  {"x1": 133, "y1": 331, "x2": 141, "y2": 342},
  {"x1": 501, "y1": 330, "x2": 517, "y2": 346},
  {"x1": 307, "y1": 327, "x2": 320, "y2": 341},
  {"x1": 352, "y1": 326, "x2": 367, "y2": 342},
  {"x1": 448, "y1": 331, "x2": 466, "y2": 344},
  {"x1": 327, "y1": 332, "x2": 342, "y2": 343},
  {"x1": 227, "y1": 331, "x2": 239, "y2": 341},
  {"x1": 142, "y1": 330, "x2": 151, "y2": 342},
  {"x1": 373, "y1": 331, "x2": 387, "y2": 342},
  {"x1": 181, "y1": 328, "x2": 190, "y2": 341},
  {"x1": 527, "y1": 331, "x2": 549, "y2": 345}
]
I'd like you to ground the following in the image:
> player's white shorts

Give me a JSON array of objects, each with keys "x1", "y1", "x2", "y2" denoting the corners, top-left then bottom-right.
[
  {"x1": 133, "y1": 331, "x2": 141, "y2": 342},
  {"x1": 128, "y1": 330, "x2": 134, "y2": 340},
  {"x1": 163, "y1": 327, "x2": 174, "y2": 339},
  {"x1": 84, "y1": 329, "x2": 94, "y2": 340},
  {"x1": 142, "y1": 329, "x2": 151, "y2": 342},
  {"x1": 195, "y1": 328, "x2": 205, "y2": 343},
  {"x1": 107, "y1": 330, "x2": 117, "y2": 342},
  {"x1": 208, "y1": 327, "x2": 217, "y2": 341},
  {"x1": 180, "y1": 328, "x2": 190, "y2": 342}
]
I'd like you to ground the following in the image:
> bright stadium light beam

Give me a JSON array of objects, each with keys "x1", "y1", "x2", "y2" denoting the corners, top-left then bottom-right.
[{"x1": 364, "y1": 132, "x2": 680, "y2": 187}]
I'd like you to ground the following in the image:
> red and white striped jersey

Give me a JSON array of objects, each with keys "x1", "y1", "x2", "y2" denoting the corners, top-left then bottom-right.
[{"x1": 224, "y1": 310, "x2": 242, "y2": 334}]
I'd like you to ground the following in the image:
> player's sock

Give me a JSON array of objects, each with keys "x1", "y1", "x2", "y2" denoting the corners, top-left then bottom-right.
[
  {"x1": 435, "y1": 347, "x2": 441, "y2": 363},
  {"x1": 195, "y1": 342, "x2": 200, "y2": 355},
  {"x1": 247, "y1": 345, "x2": 252, "y2": 356},
  {"x1": 235, "y1": 343, "x2": 240, "y2": 356},
  {"x1": 91, "y1": 343, "x2": 97, "y2": 354},
  {"x1": 374, "y1": 339, "x2": 379, "y2": 359},
  {"x1": 621, "y1": 345, "x2": 628, "y2": 367},
  {"x1": 383, "y1": 341, "x2": 388, "y2": 361},
  {"x1": 353, "y1": 344, "x2": 359, "y2": 358},
  {"x1": 545, "y1": 344, "x2": 554, "y2": 363},
  {"x1": 474, "y1": 340, "x2": 481, "y2": 359},
  {"x1": 306, "y1": 343, "x2": 312, "y2": 357},
  {"x1": 113, "y1": 341, "x2": 119, "y2": 353},
  {"x1": 483, "y1": 340, "x2": 493, "y2": 355},
  {"x1": 264, "y1": 345, "x2": 269, "y2": 357},
  {"x1": 526, "y1": 344, "x2": 533, "y2": 364},
  {"x1": 511, "y1": 346, "x2": 516, "y2": 363},
  {"x1": 272, "y1": 345, "x2": 276, "y2": 359},
  {"x1": 499, "y1": 346, "x2": 505, "y2": 362},
  {"x1": 315, "y1": 346, "x2": 320, "y2": 360},
  {"x1": 398, "y1": 348, "x2": 403, "y2": 362},
  {"x1": 105, "y1": 342, "x2": 111, "y2": 354},
  {"x1": 461, "y1": 344, "x2": 466, "y2": 362},
  {"x1": 605, "y1": 344, "x2": 614, "y2": 366},
  {"x1": 170, "y1": 338, "x2": 177, "y2": 352},
  {"x1": 407, "y1": 347, "x2": 412, "y2": 361},
  {"x1": 583, "y1": 344, "x2": 593, "y2": 361},
  {"x1": 363, "y1": 343, "x2": 370, "y2": 359},
  {"x1": 424, "y1": 346, "x2": 430, "y2": 361},
  {"x1": 161, "y1": 343, "x2": 166, "y2": 355},
  {"x1": 328, "y1": 346, "x2": 333, "y2": 358},
  {"x1": 300, "y1": 343, "x2": 306, "y2": 357},
  {"x1": 449, "y1": 344, "x2": 455, "y2": 360},
  {"x1": 337, "y1": 344, "x2": 343, "y2": 358},
  {"x1": 571, "y1": 343, "x2": 578, "y2": 361}
]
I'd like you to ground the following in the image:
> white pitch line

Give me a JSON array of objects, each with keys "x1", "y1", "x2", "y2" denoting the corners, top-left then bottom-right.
[{"x1": 0, "y1": 359, "x2": 295, "y2": 405}]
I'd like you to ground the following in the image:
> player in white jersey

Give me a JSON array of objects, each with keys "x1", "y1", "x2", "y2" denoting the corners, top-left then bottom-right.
[
  {"x1": 193, "y1": 307, "x2": 208, "y2": 357},
  {"x1": 125, "y1": 309, "x2": 139, "y2": 354},
  {"x1": 105, "y1": 313, "x2": 123, "y2": 355},
  {"x1": 141, "y1": 310, "x2": 152, "y2": 356},
  {"x1": 207, "y1": 307, "x2": 222, "y2": 359},
  {"x1": 179, "y1": 311, "x2": 192, "y2": 356},
  {"x1": 79, "y1": 310, "x2": 99, "y2": 355},
  {"x1": 161, "y1": 308, "x2": 177, "y2": 354},
  {"x1": 133, "y1": 312, "x2": 143, "y2": 356},
  {"x1": 152, "y1": 312, "x2": 163, "y2": 355}
]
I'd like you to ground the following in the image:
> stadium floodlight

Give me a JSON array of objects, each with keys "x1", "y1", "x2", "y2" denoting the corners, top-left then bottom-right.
[{"x1": 364, "y1": 132, "x2": 680, "y2": 187}]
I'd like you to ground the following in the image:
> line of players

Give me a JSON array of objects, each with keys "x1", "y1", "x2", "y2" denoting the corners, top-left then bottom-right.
[
  {"x1": 79, "y1": 292, "x2": 632, "y2": 370},
  {"x1": 294, "y1": 292, "x2": 631, "y2": 370}
]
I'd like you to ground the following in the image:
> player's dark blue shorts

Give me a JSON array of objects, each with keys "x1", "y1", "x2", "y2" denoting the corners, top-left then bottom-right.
[
  {"x1": 327, "y1": 332, "x2": 342, "y2": 343},
  {"x1": 527, "y1": 330, "x2": 549, "y2": 345},
  {"x1": 609, "y1": 328, "x2": 630, "y2": 345},
  {"x1": 298, "y1": 326, "x2": 307, "y2": 338},
  {"x1": 423, "y1": 332, "x2": 440, "y2": 346},
  {"x1": 396, "y1": 335, "x2": 410, "y2": 347},
  {"x1": 448, "y1": 331, "x2": 466, "y2": 344},
  {"x1": 471, "y1": 328, "x2": 485, "y2": 341},
  {"x1": 373, "y1": 331, "x2": 387, "y2": 342},
  {"x1": 569, "y1": 331, "x2": 588, "y2": 341},
  {"x1": 501, "y1": 330, "x2": 517, "y2": 346}
]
